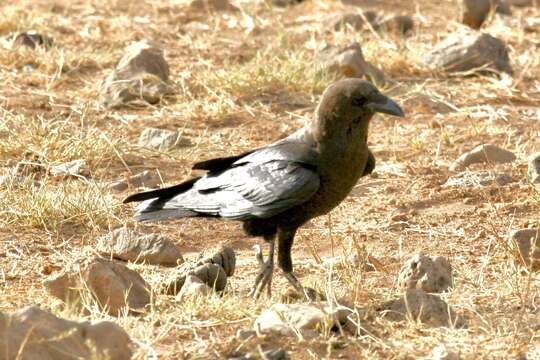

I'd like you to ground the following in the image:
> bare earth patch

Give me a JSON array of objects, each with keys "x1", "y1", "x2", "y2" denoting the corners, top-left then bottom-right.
[{"x1": 1, "y1": 0, "x2": 540, "y2": 358}]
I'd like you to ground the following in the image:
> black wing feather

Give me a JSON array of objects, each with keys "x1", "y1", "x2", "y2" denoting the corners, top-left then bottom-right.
[{"x1": 123, "y1": 177, "x2": 200, "y2": 203}]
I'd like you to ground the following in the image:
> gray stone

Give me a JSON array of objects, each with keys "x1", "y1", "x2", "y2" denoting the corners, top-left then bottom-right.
[
  {"x1": 450, "y1": 144, "x2": 516, "y2": 171},
  {"x1": 0, "y1": 306, "x2": 132, "y2": 360},
  {"x1": 443, "y1": 171, "x2": 513, "y2": 187},
  {"x1": 508, "y1": 229, "x2": 540, "y2": 271},
  {"x1": 101, "y1": 40, "x2": 174, "y2": 108},
  {"x1": 253, "y1": 302, "x2": 353, "y2": 336},
  {"x1": 163, "y1": 263, "x2": 227, "y2": 295},
  {"x1": 43, "y1": 257, "x2": 150, "y2": 316},
  {"x1": 398, "y1": 254, "x2": 453, "y2": 293},
  {"x1": 50, "y1": 159, "x2": 89, "y2": 178},
  {"x1": 138, "y1": 128, "x2": 192, "y2": 151},
  {"x1": 316, "y1": 42, "x2": 385, "y2": 84},
  {"x1": 12, "y1": 31, "x2": 53, "y2": 49},
  {"x1": 423, "y1": 30, "x2": 513, "y2": 75},
  {"x1": 97, "y1": 228, "x2": 184, "y2": 266},
  {"x1": 527, "y1": 152, "x2": 540, "y2": 187},
  {"x1": 462, "y1": 0, "x2": 511, "y2": 29},
  {"x1": 176, "y1": 275, "x2": 211, "y2": 300},
  {"x1": 323, "y1": 11, "x2": 378, "y2": 31},
  {"x1": 109, "y1": 170, "x2": 161, "y2": 192},
  {"x1": 377, "y1": 289, "x2": 466, "y2": 328},
  {"x1": 196, "y1": 245, "x2": 236, "y2": 276}
]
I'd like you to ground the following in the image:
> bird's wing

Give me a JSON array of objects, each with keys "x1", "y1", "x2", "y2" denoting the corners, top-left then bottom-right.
[{"x1": 161, "y1": 159, "x2": 320, "y2": 220}]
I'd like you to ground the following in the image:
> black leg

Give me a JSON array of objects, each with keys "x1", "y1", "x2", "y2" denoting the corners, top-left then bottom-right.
[
  {"x1": 277, "y1": 228, "x2": 311, "y2": 301},
  {"x1": 249, "y1": 234, "x2": 275, "y2": 299}
]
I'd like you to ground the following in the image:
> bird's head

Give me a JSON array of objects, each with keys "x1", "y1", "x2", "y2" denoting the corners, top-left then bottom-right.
[{"x1": 313, "y1": 79, "x2": 404, "y2": 138}]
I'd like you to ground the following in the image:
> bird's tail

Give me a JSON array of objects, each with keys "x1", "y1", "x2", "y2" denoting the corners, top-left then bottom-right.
[{"x1": 123, "y1": 177, "x2": 201, "y2": 222}]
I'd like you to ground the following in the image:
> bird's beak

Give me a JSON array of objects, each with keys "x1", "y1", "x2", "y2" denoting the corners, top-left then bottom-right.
[{"x1": 366, "y1": 94, "x2": 405, "y2": 117}]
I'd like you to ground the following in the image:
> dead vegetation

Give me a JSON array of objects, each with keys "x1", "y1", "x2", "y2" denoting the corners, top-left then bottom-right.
[{"x1": 1, "y1": 0, "x2": 540, "y2": 359}]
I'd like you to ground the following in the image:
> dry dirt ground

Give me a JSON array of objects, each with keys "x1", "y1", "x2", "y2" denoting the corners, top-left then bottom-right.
[{"x1": 1, "y1": 0, "x2": 540, "y2": 359}]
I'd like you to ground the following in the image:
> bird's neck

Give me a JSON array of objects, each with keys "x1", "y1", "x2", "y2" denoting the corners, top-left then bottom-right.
[{"x1": 307, "y1": 115, "x2": 371, "y2": 155}]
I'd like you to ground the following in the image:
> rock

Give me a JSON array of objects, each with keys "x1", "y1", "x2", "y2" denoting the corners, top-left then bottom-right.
[
  {"x1": 443, "y1": 171, "x2": 513, "y2": 187},
  {"x1": 177, "y1": 275, "x2": 211, "y2": 300},
  {"x1": 423, "y1": 30, "x2": 513, "y2": 75},
  {"x1": 0, "y1": 306, "x2": 133, "y2": 360},
  {"x1": 97, "y1": 228, "x2": 184, "y2": 267},
  {"x1": 527, "y1": 152, "x2": 540, "y2": 187},
  {"x1": 43, "y1": 257, "x2": 150, "y2": 316},
  {"x1": 190, "y1": 0, "x2": 239, "y2": 11},
  {"x1": 228, "y1": 348, "x2": 290, "y2": 360},
  {"x1": 281, "y1": 286, "x2": 326, "y2": 303},
  {"x1": 316, "y1": 42, "x2": 385, "y2": 84},
  {"x1": 253, "y1": 302, "x2": 353, "y2": 336},
  {"x1": 109, "y1": 170, "x2": 161, "y2": 192},
  {"x1": 13, "y1": 31, "x2": 53, "y2": 49},
  {"x1": 163, "y1": 263, "x2": 227, "y2": 295},
  {"x1": 323, "y1": 11, "x2": 378, "y2": 31},
  {"x1": 398, "y1": 254, "x2": 453, "y2": 293},
  {"x1": 271, "y1": 0, "x2": 305, "y2": 6},
  {"x1": 450, "y1": 144, "x2": 516, "y2": 171},
  {"x1": 508, "y1": 229, "x2": 540, "y2": 271},
  {"x1": 462, "y1": 0, "x2": 511, "y2": 29},
  {"x1": 377, "y1": 289, "x2": 466, "y2": 328},
  {"x1": 138, "y1": 127, "x2": 192, "y2": 151},
  {"x1": 376, "y1": 15, "x2": 414, "y2": 36},
  {"x1": 50, "y1": 159, "x2": 90, "y2": 178},
  {"x1": 101, "y1": 40, "x2": 174, "y2": 108},
  {"x1": 196, "y1": 245, "x2": 236, "y2": 276},
  {"x1": 432, "y1": 345, "x2": 460, "y2": 360}
]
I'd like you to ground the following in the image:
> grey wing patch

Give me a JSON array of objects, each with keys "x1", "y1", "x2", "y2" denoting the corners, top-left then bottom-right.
[{"x1": 161, "y1": 160, "x2": 320, "y2": 220}]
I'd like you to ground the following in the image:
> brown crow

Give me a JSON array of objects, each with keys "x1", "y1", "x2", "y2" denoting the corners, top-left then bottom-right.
[{"x1": 124, "y1": 79, "x2": 404, "y2": 299}]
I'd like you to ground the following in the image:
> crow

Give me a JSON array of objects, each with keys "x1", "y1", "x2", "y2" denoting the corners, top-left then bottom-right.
[{"x1": 124, "y1": 79, "x2": 404, "y2": 299}]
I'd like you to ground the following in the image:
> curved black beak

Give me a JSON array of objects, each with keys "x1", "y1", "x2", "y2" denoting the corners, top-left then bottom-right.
[{"x1": 366, "y1": 94, "x2": 405, "y2": 117}]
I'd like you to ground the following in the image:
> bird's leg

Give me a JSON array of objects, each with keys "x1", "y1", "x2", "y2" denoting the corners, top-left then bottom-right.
[
  {"x1": 277, "y1": 228, "x2": 312, "y2": 302},
  {"x1": 249, "y1": 234, "x2": 275, "y2": 299}
]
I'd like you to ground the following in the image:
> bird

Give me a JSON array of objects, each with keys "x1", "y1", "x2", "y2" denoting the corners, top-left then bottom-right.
[{"x1": 123, "y1": 79, "x2": 404, "y2": 299}]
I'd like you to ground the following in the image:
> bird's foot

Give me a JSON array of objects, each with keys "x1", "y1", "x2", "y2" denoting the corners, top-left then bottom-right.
[
  {"x1": 248, "y1": 244, "x2": 274, "y2": 299},
  {"x1": 283, "y1": 271, "x2": 314, "y2": 302}
]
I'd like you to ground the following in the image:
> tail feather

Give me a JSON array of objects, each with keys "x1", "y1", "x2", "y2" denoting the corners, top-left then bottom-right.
[
  {"x1": 124, "y1": 177, "x2": 202, "y2": 222},
  {"x1": 123, "y1": 177, "x2": 200, "y2": 204}
]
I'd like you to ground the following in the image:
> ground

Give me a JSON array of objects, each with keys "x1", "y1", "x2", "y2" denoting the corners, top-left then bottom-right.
[{"x1": 1, "y1": 0, "x2": 540, "y2": 359}]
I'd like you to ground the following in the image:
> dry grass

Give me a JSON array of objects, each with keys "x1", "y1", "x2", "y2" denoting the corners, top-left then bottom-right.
[{"x1": 1, "y1": 0, "x2": 540, "y2": 358}]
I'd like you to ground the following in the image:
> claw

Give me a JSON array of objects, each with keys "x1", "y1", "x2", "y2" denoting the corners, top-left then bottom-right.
[
  {"x1": 249, "y1": 242, "x2": 275, "y2": 299},
  {"x1": 283, "y1": 272, "x2": 313, "y2": 302}
]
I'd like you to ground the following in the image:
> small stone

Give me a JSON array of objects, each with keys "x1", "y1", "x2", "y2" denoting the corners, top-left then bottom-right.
[
  {"x1": 450, "y1": 144, "x2": 516, "y2": 171},
  {"x1": 376, "y1": 15, "x2": 414, "y2": 36},
  {"x1": 177, "y1": 275, "x2": 211, "y2": 300},
  {"x1": 236, "y1": 329, "x2": 256, "y2": 340},
  {"x1": 316, "y1": 42, "x2": 385, "y2": 84},
  {"x1": 109, "y1": 170, "x2": 161, "y2": 192},
  {"x1": 97, "y1": 228, "x2": 184, "y2": 267},
  {"x1": 196, "y1": 245, "x2": 236, "y2": 276},
  {"x1": 508, "y1": 229, "x2": 540, "y2": 271},
  {"x1": 101, "y1": 40, "x2": 174, "y2": 108},
  {"x1": 443, "y1": 171, "x2": 513, "y2": 187},
  {"x1": 281, "y1": 286, "x2": 326, "y2": 303},
  {"x1": 43, "y1": 257, "x2": 150, "y2": 316},
  {"x1": 50, "y1": 159, "x2": 89, "y2": 178},
  {"x1": 0, "y1": 306, "x2": 133, "y2": 360},
  {"x1": 377, "y1": 289, "x2": 466, "y2": 328},
  {"x1": 398, "y1": 254, "x2": 453, "y2": 293},
  {"x1": 423, "y1": 30, "x2": 513, "y2": 75},
  {"x1": 432, "y1": 345, "x2": 460, "y2": 360},
  {"x1": 323, "y1": 11, "x2": 378, "y2": 32},
  {"x1": 527, "y1": 152, "x2": 540, "y2": 187},
  {"x1": 190, "y1": 0, "x2": 239, "y2": 11},
  {"x1": 13, "y1": 31, "x2": 53, "y2": 49},
  {"x1": 462, "y1": 0, "x2": 511, "y2": 29},
  {"x1": 138, "y1": 128, "x2": 192, "y2": 151},
  {"x1": 253, "y1": 302, "x2": 353, "y2": 336},
  {"x1": 163, "y1": 263, "x2": 227, "y2": 295}
]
